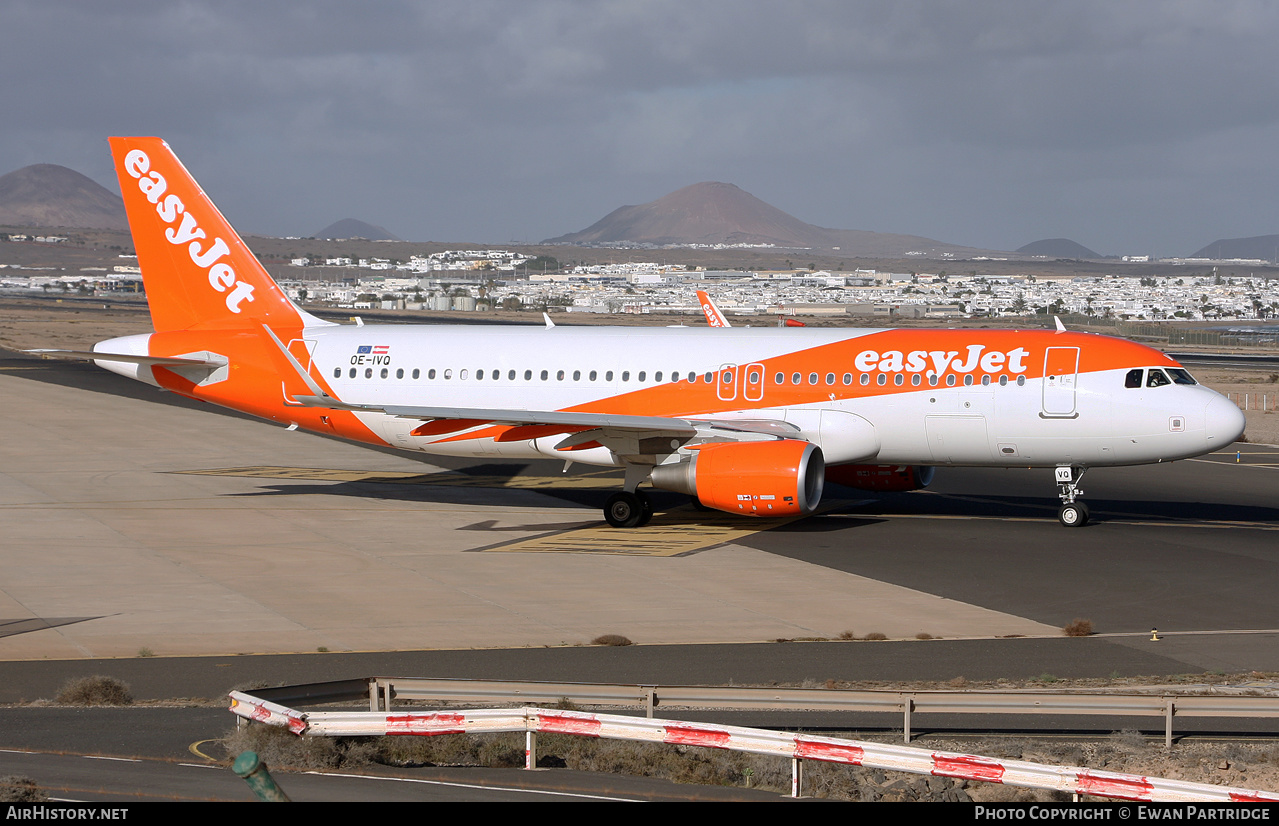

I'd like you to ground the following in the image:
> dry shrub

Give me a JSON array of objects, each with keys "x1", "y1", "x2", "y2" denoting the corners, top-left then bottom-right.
[
  {"x1": 837, "y1": 630, "x2": 857, "y2": 640},
  {"x1": 55, "y1": 675, "x2": 132, "y2": 706},
  {"x1": 226, "y1": 723, "x2": 378, "y2": 771},
  {"x1": 915, "y1": 633, "x2": 934, "y2": 640},
  {"x1": 591, "y1": 634, "x2": 633, "y2": 646},
  {"x1": 0, "y1": 776, "x2": 45, "y2": 803},
  {"x1": 1063, "y1": 618, "x2": 1095, "y2": 637},
  {"x1": 947, "y1": 676, "x2": 969, "y2": 688},
  {"x1": 862, "y1": 632, "x2": 888, "y2": 641}
]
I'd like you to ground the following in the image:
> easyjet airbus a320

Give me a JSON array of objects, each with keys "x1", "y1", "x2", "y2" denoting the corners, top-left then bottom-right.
[{"x1": 33, "y1": 138, "x2": 1246, "y2": 528}]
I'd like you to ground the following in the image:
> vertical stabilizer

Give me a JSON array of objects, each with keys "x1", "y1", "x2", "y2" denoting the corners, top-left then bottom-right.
[{"x1": 109, "y1": 137, "x2": 305, "y2": 333}]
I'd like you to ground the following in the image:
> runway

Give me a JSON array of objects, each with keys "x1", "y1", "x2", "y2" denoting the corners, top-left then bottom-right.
[{"x1": 1, "y1": 350, "x2": 1277, "y2": 683}]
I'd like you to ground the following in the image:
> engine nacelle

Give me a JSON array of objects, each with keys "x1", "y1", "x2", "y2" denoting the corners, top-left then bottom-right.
[
  {"x1": 650, "y1": 440, "x2": 825, "y2": 516},
  {"x1": 824, "y1": 464, "x2": 935, "y2": 492}
]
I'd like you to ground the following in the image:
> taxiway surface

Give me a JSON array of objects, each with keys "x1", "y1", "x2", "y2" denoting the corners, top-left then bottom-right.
[{"x1": 2, "y1": 350, "x2": 1277, "y2": 683}]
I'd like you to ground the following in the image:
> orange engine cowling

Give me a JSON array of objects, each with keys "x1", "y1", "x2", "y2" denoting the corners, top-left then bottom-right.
[
  {"x1": 825, "y1": 464, "x2": 935, "y2": 492},
  {"x1": 649, "y1": 440, "x2": 825, "y2": 516}
]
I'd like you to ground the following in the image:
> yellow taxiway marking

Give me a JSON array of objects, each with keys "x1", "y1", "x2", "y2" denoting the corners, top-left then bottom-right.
[
  {"x1": 175, "y1": 465, "x2": 619, "y2": 489},
  {"x1": 482, "y1": 507, "x2": 807, "y2": 556}
]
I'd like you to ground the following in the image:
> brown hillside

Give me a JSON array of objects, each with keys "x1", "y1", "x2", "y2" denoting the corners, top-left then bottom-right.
[
  {"x1": 545, "y1": 181, "x2": 984, "y2": 256},
  {"x1": 0, "y1": 164, "x2": 127, "y2": 230}
]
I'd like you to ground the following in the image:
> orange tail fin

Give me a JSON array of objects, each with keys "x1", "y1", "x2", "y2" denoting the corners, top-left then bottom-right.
[{"x1": 109, "y1": 137, "x2": 304, "y2": 333}]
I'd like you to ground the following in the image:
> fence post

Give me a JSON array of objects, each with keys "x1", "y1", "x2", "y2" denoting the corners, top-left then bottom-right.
[
  {"x1": 526, "y1": 730, "x2": 537, "y2": 770},
  {"x1": 792, "y1": 756, "x2": 804, "y2": 798},
  {"x1": 1165, "y1": 698, "x2": 1175, "y2": 750}
]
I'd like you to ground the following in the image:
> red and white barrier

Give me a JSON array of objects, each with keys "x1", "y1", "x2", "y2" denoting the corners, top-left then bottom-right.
[{"x1": 228, "y1": 692, "x2": 1279, "y2": 802}]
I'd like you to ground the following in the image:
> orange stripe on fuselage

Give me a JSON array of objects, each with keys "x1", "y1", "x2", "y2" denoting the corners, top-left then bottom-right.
[
  {"x1": 429, "y1": 330, "x2": 1172, "y2": 445},
  {"x1": 146, "y1": 327, "x2": 385, "y2": 446}
]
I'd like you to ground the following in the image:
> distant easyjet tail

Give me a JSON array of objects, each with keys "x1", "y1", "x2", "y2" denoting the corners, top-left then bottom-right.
[{"x1": 109, "y1": 137, "x2": 307, "y2": 333}]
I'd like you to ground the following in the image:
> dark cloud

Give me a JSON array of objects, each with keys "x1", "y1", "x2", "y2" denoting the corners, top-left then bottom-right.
[{"x1": 2, "y1": 0, "x2": 1277, "y2": 254}]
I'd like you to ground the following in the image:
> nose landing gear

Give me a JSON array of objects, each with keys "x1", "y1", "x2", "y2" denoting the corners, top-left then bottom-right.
[{"x1": 1055, "y1": 465, "x2": 1089, "y2": 527}]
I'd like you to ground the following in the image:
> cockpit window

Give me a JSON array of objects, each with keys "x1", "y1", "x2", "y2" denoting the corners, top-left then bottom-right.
[
  {"x1": 1125, "y1": 369, "x2": 1143, "y2": 388},
  {"x1": 1167, "y1": 368, "x2": 1197, "y2": 386},
  {"x1": 1146, "y1": 369, "x2": 1171, "y2": 388}
]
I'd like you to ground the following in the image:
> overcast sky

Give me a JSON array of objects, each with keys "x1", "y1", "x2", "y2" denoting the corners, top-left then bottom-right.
[{"x1": 3, "y1": 1, "x2": 1277, "y2": 256}]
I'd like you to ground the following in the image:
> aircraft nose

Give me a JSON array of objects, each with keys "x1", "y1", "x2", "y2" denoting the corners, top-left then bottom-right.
[{"x1": 1204, "y1": 393, "x2": 1246, "y2": 445}]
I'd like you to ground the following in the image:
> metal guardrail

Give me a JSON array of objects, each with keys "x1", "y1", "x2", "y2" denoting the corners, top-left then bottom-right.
[
  {"x1": 229, "y1": 692, "x2": 1279, "y2": 802},
  {"x1": 250, "y1": 677, "x2": 1279, "y2": 749}
]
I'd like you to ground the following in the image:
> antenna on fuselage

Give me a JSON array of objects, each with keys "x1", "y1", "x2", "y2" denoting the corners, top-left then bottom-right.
[
  {"x1": 543, "y1": 312, "x2": 555, "y2": 329},
  {"x1": 1053, "y1": 316, "x2": 1067, "y2": 332}
]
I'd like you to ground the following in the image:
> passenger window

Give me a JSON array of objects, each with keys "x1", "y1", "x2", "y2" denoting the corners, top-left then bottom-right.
[
  {"x1": 792, "y1": 372, "x2": 802, "y2": 385},
  {"x1": 524, "y1": 370, "x2": 532, "y2": 380},
  {"x1": 508, "y1": 370, "x2": 516, "y2": 380},
  {"x1": 622, "y1": 371, "x2": 630, "y2": 381},
  {"x1": 929, "y1": 374, "x2": 939, "y2": 387},
  {"x1": 573, "y1": 370, "x2": 581, "y2": 381},
  {"x1": 589, "y1": 370, "x2": 597, "y2": 381},
  {"x1": 946, "y1": 375, "x2": 956, "y2": 387},
  {"x1": 413, "y1": 368, "x2": 421, "y2": 379},
  {"x1": 825, "y1": 373, "x2": 835, "y2": 385},
  {"x1": 720, "y1": 371, "x2": 732, "y2": 384},
  {"x1": 606, "y1": 371, "x2": 614, "y2": 381},
  {"x1": 476, "y1": 370, "x2": 484, "y2": 380},
  {"x1": 655, "y1": 371, "x2": 663, "y2": 382},
  {"x1": 843, "y1": 373, "x2": 853, "y2": 385},
  {"x1": 749, "y1": 370, "x2": 760, "y2": 384},
  {"x1": 998, "y1": 375, "x2": 1007, "y2": 386},
  {"x1": 808, "y1": 372, "x2": 818, "y2": 385},
  {"x1": 396, "y1": 368, "x2": 404, "y2": 379},
  {"x1": 981, "y1": 375, "x2": 990, "y2": 386},
  {"x1": 333, "y1": 367, "x2": 342, "y2": 379},
  {"x1": 380, "y1": 368, "x2": 389, "y2": 379},
  {"x1": 365, "y1": 368, "x2": 373, "y2": 379},
  {"x1": 912, "y1": 374, "x2": 921, "y2": 386},
  {"x1": 428, "y1": 368, "x2": 436, "y2": 379},
  {"x1": 860, "y1": 374, "x2": 870, "y2": 386},
  {"x1": 704, "y1": 372, "x2": 714, "y2": 383},
  {"x1": 540, "y1": 370, "x2": 548, "y2": 380},
  {"x1": 688, "y1": 372, "x2": 696, "y2": 382},
  {"x1": 1016, "y1": 376, "x2": 1025, "y2": 386},
  {"x1": 556, "y1": 370, "x2": 564, "y2": 380},
  {"x1": 877, "y1": 374, "x2": 887, "y2": 386},
  {"x1": 1125, "y1": 369, "x2": 1143, "y2": 388},
  {"x1": 894, "y1": 374, "x2": 904, "y2": 386},
  {"x1": 459, "y1": 369, "x2": 468, "y2": 380},
  {"x1": 638, "y1": 371, "x2": 647, "y2": 382},
  {"x1": 349, "y1": 368, "x2": 356, "y2": 378},
  {"x1": 963, "y1": 375, "x2": 973, "y2": 386}
]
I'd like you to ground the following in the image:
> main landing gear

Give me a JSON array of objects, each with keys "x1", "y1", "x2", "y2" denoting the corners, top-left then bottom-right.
[
  {"x1": 1054, "y1": 465, "x2": 1089, "y2": 527},
  {"x1": 604, "y1": 491, "x2": 653, "y2": 528},
  {"x1": 603, "y1": 464, "x2": 655, "y2": 528}
]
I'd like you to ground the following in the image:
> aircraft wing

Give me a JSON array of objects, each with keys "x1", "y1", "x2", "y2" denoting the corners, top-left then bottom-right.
[{"x1": 295, "y1": 395, "x2": 699, "y2": 436}]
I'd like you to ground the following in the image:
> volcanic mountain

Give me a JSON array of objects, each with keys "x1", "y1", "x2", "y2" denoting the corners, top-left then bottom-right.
[
  {"x1": 0, "y1": 164, "x2": 127, "y2": 230},
  {"x1": 315, "y1": 218, "x2": 401, "y2": 241},
  {"x1": 544, "y1": 181, "x2": 980, "y2": 256},
  {"x1": 1016, "y1": 238, "x2": 1102, "y2": 259},
  {"x1": 1191, "y1": 234, "x2": 1279, "y2": 262}
]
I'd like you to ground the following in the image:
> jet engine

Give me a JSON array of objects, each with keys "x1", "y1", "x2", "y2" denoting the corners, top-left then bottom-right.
[
  {"x1": 824, "y1": 464, "x2": 935, "y2": 492},
  {"x1": 650, "y1": 440, "x2": 824, "y2": 516}
]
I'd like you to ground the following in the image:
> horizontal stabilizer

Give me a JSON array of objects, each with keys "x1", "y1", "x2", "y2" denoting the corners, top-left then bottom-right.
[{"x1": 25, "y1": 349, "x2": 223, "y2": 367}]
